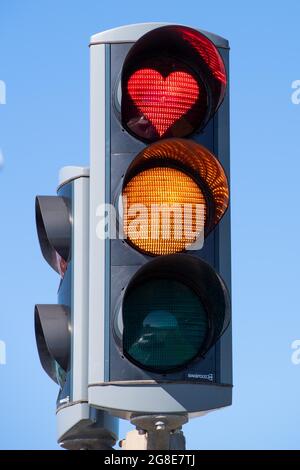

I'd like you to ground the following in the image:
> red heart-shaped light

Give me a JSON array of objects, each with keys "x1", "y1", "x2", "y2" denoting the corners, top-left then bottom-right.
[{"x1": 127, "y1": 69, "x2": 199, "y2": 137}]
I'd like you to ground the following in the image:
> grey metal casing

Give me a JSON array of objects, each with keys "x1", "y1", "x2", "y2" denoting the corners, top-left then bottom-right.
[
  {"x1": 56, "y1": 170, "x2": 118, "y2": 446},
  {"x1": 88, "y1": 24, "x2": 232, "y2": 420}
]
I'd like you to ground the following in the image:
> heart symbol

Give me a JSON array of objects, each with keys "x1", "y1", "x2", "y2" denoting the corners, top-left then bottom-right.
[{"x1": 128, "y1": 69, "x2": 199, "y2": 137}]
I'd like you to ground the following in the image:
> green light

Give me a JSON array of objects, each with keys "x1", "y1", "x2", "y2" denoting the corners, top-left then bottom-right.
[{"x1": 123, "y1": 278, "x2": 208, "y2": 372}]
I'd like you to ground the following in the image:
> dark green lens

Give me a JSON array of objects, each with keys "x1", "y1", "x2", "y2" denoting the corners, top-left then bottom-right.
[{"x1": 123, "y1": 278, "x2": 208, "y2": 371}]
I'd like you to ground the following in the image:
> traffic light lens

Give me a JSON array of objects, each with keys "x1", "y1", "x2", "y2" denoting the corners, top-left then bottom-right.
[
  {"x1": 123, "y1": 166, "x2": 206, "y2": 256},
  {"x1": 127, "y1": 68, "x2": 200, "y2": 138},
  {"x1": 121, "y1": 25, "x2": 226, "y2": 142},
  {"x1": 122, "y1": 138, "x2": 229, "y2": 256},
  {"x1": 123, "y1": 278, "x2": 209, "y2": 372},
  {"x1": 121, "y1": 254, "x2": 230, "y2": 373}
]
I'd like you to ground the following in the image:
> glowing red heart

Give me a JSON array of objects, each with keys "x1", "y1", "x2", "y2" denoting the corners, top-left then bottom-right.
[{"x1": 127, "y1": 69, "x2": 199, "y2": 136}]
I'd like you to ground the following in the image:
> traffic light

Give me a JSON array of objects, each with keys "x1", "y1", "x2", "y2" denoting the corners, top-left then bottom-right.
[
  {"x1": 88, "y1": 22, "x2": 232, "y2": 424},
  {"x1": 35, "y1": 167, "x2": 118, "y2": 449}
]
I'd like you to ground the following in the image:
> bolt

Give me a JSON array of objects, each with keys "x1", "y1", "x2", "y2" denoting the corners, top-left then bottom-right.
[{"x1": 155, "y1": 421, "x2": 166, "y2": 431}]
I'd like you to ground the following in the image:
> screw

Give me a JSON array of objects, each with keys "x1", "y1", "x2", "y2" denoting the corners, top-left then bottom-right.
[
  {"x1": 119, "y1": 439, "x2": 125, "y2": 448},
  {"x1": 155, "y1": 421, "x2": 166, "y2": 431}
]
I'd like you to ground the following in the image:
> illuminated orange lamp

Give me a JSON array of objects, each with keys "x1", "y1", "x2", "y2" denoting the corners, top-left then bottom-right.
[{"x1": 122, "y1": 139, "x2": 229, "y2": 256}]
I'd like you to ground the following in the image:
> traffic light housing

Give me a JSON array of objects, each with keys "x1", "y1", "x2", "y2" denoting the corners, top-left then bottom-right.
[
  {"x1": 35, "y1": 167, "x2": 118, "y2": 449},
  {"x1": 88, "y1": 23, "x2": 232, "y2": 419}
]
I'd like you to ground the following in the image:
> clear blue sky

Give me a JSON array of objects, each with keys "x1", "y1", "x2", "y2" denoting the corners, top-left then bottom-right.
[{"x1": 1, "y1": 0, "x2": 300, "y2": 450}]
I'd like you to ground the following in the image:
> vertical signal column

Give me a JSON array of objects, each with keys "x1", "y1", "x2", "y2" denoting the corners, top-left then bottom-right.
[{"x1": 88, "y1": 23, "x2": 232, "y2": 420}]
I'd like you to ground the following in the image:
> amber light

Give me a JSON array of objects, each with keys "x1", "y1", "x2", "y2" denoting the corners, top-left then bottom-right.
[
  {"x1": 127, "y1": 69, "x2": 199, "y2": 138},
  {"x1": 122, "y1": 138, "x2": 229, "y2": 256},
  {"x1": 123, "y1": 167, "x2": 206, "y2": 256}
]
